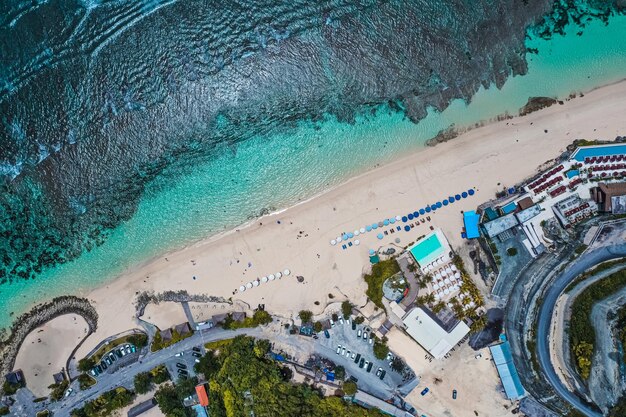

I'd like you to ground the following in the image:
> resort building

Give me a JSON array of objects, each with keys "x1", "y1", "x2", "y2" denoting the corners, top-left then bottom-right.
[
  {"x1": 590, "y1": 182, "x2": 626, "y2": 213},
  {"x1": 463, "y1": 210, "x2": 481, "y2": 239},
  {"x1": 401, "y1": 306, "x2": 470, "y2": 360},
  {"x1": 482, "y1": 213, "x2": 519, "y2": 241},
  {"x1": 552, "y1": 195, "x2": 598, "y2": 228},
  {"x1": 489, "y1": 341, "x2": 525, "y2": 400},
  {"x1": 408, "y1": 229, "x2": 452, "y2": 271},
  {"x1": 128, "y1": 398, "x2": 157, "y2": 417}
]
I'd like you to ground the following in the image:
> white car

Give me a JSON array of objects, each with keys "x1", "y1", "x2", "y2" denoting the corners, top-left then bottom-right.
[
  {"x1": 341, "y1": 347, "x2": 346, "y2": 356},
  {"x1": 65, "y1": 388, "x2": 73, "y2": 397},
  {"x1": 339, "y1": 317, "x2": 344, "y2": 324},
  {"x1": 175, "y1": 352, "x2": 184, "y2": 357},
  {"x1": 336, "y1": 345, "x2": 341, "y2": 354},
  {"x1": 330, "y1": 319, "x2": 335, "y2": 327},
  {"x1": 363, "y1": 332, "x2": 368, "y2": 340},
  {"x1": 357, "y1": 329, "x2": 362, "y2": 337},
  {"x1": 351, "y1": 352, "x2": 356, "y2": 360},
  {"x1": 369, "y1": 338, "x2": 373, "y2": 345}
]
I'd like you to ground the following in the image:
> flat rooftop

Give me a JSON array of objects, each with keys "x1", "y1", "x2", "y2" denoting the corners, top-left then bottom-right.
[{"x1": 402, "y1": 307, "x2": 469, "y2": 359}]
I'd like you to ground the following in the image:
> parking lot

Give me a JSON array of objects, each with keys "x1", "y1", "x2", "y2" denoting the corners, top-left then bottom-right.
[
  {"x1": 91, "y1": 344, "x2": 140, "y2": 378},
  {"x1": 162, "y1": 344, "x2": 205, "y2": 381},
  {"x1": 317, "y1": 318, "x2": 418, "y2": 398}
]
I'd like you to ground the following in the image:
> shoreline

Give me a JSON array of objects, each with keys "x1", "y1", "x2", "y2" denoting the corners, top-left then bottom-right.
[{"x1": 3, "y1": 77, "x2": 626, "y2": 365}]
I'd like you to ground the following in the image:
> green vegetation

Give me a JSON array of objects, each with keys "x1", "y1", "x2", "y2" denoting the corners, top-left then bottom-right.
[
  {"x1": 353, "y1": 316, "x2": 365, "y2": 325},
  {"x1": 205, "y1": 338, "x2": 234, "y2": 351},
  {"x1": 334, "y1": 366, "x2": 345, "y2": 381},
  {"x1": 77, "y1": 374, "x2": 96, "y2": 390},
  {"x1": 48, "y1": 380, "x2": 69, "y2": 401},
  {"x1": 89, "y1": 332, "x2": 147, "y2": 363},
  {"x1": 343, "y1": 381, "x2": 357, "y2": 396},
  {"x1": 363, "y1": 259, "x2": 400, "y2": 309},
  {"x1": 152, "y1": 327, "x2": 194, "y2": 352},
  {"x1": 36, "y1": 411, "x2": 50, "y2": 417},
  {"x1": 617, "y1": 306, "x2": 626, "y2": 364},
  {"x1": 134, "y1": 365, "x2": 170, "y2": 394},
  {"x1": 373, "y1": 337, "x2": 389, "y2": 360},
  {"x1": 609, "y1": 395, "x2": 626, "y2": 417},
  {"x1": 341, "y1": 301, "x2": 353, "y2": 319},
  {"x1": 313, "y1": 321, "x2": 323, "y2": 333},
  {"x1": 2, "y1": 379, "x2": 24, "y2": 395},
  {"x1": 70, "y1": 387, "x2": 134, "y2": 417},
  {"x1": 506, "y1": 247, "x2": 517, "y2": 256},
  {"x1": 452, "y1": 255, "x2": 485, "y2": 327},
  {"x1": 298, "y1": 310, "x2": 313, "y2": 324},
  {"x1": 391, "y1": 357, "x2": 404, "y2": 372},
  {"x1": 223, "y1": 310, "x2": 272, "y2": 330},
  {"x1": 78, "y1": 357, "x2": 96, "y2": 373},
  {"x1": 0, "y1": 407, "x2": 8, "y2": 416},
  {"x1": 569, "y1": 268, "x2": 626, "y2": 379},
  {"x1": 575, "y1": 244, "x2": 588, "y2": 255},
  {"x1": 155, "y1": 383, "x2": 194, "y2": 417},
  {"x1": 565, "y1": 259, "x2": 626, "y2": 293},
  {"x1": 197, "y1": 335, "x2": 383, "y2": 417}
]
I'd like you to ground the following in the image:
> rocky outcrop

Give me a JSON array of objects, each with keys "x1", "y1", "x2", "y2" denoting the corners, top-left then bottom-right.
[{"x1": 135, "y1": 290, "x2": 230, "y2": 317}]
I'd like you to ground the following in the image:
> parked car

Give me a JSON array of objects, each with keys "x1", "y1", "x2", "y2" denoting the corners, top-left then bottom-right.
[
  {"x1": 351, "y1": 352, "x2": 356, "y2": 360},
  {"x1": 354, "y1": 353, "x2": 361, "y2": 364},
  {"x1": 193, "y1": 346, "x2": 201, "y2": 352},
  {"x1": 99, "y1": 361, "x2": 107, "y2": 370},
  {"x1": 131, "y1": 345, "x2": 137, "y2": 353},
  {"x1": 115, "y1": 349, "x2": 123, "y2": 358},
  {"x1": 369, "y1": 338, "x2": 373, "y2": 345},
  {"x1": 359, "y1": 358, "x2": 365, "y2": 368},
  {"x1": 363, "y1": 332, "x2": 368, "y2": 341},
  {"x1": 379, "y1": 370, "x2": 386, "y2": 380},
  {"x1": 351, "y1": 322, "x2": 356, "y2": 330},
  {"x1": 175, "y1": 351, "x2": 184, "y2": 357},
  {"x1": 452, "y1": 389, "x2": 457, "y2": 400},
  {"x1": 357, "y1": 329, "x2": 362, "y2": 338},
  {"x1": 109, "y1": 353, "x2": 116, "y2": 362},
  {"x1": 336, "y1": 345, "x2": 341, "y2": 354},
  {"x1": 178, "y1": 369, "x2": 188, "y2": 376},
  {"x1": 195, "y1": 359, "x2": 200, "y2": 363},
  {"x1": 176, "y1": 363, "x2": 187, "y2": 369},
  {"x1": 386, "y1": 352, "x2": 393, "y2": 361},
  {"x1": 192, "y1": 352, "x2": 201, "y2": 358},
  {"x1": 341, "y1": 347, "x2": 346, "y2": 356},
  {"x1": 345, "y1": 349, "x2": 351, "y2": 358},
  {"x1": 324, "y1": 330, "x2": 330, "y2": 339},
  {"x1": 64, "y1": 388, "x2": 73, "y2": 397},
  {"x1": 365, "y1": 361, "x2": 372, "y2": 373},
  {"x1": 104, "y1": 357, "x2": 112, "y2": 366},
  {"x1": 421, "y1": 387, "x2": 429, "y2": 396},
  {"x1": 376, "y1": 368, "x2": 382, "y2": 377},
  {"x1": 89, "y1": 369, "x2": 97, "y2": 377},
  {"x1": 339, "y1": 317, "x2": 344, "y2": 325},
  {"x1": 330, "y1": 319, "x2": 335, "y2": 327}
]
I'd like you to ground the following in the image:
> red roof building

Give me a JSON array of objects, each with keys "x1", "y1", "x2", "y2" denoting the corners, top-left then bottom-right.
[{"x1": 195, "y1": 383, "x2": 209, "y2": 407}]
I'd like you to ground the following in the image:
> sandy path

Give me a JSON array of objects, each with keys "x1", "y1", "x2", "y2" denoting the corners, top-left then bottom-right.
[
  {"x1": 14, "y1": 314, "x2": 88, "y2": 397},
  {"x1": 75, "y1": 79, "x2": 626, "y2": 360}
]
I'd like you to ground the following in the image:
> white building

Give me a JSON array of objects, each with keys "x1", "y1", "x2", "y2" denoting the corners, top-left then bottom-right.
[{"x1": 402, "y1": 307, "x2": 470, "y2": 359}]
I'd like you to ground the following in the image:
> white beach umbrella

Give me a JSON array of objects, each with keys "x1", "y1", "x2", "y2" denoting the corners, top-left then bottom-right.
[
  {"x1": 434, "y1": 294, "x2": 440, "y2": 300},
  {"x1": 331, "y1": 239, "x2": 337, "y2": 246},
  {"x1": 239, "y1": 286, "x2": 246, "y2": 292},
  {"x1": 336, "y1": 236, "x2": 343, "y2": 242},
  {"x1": 441, "y1": 269, "x2": 447, "y2": 277},
  {"x1": 444, "y1": 278, "x2": 451, "y2": 285},
  {"x1": 469, "y1": 301, "x2": 476, "y2": 307},
  {"x1": 261, "y1": 276, "x2": 268, "y2": 283},
  {"x1": 454, "y1": 272, "x2": 461, "y2": 279},
  {"x1": 433, "y1": 283, "x2": 439, "y2": 290},
  {"x1": 396, "y1": 215, "x2": 402, "y2": 221},
  {"x1": 354, "y1": 230, "x2": 360, "y2": 236},
  {"x1": 451, "y1": 265, "x2": 458, "y2": 271},
  {"x1": 360, "y1": 227, "x2": 366, "y2": 233},
  {"x1": 268, "y1": 273, "x2": 275, "y2": 281},
  {"x1": 435, "y1": 272, "x2": 442, "y2": 280},
  {"x1": 284, "y1": 269, "x2": 291, "y2": 276},
  {"x1": 253, "y1": 280, "x2": 259, "y2": 287},
  {"x1": 354, "y1": 239, "x2": 360, "y2": 246},
  {"x1": 276, "y1": 272, "x2": 282, "y2": 279},
  {"x1": 444, "y1": 288, "x2": 450, "y2": 295},
  {"x1": 246, "y1": 282, "x2": 253, "y2": 289}
]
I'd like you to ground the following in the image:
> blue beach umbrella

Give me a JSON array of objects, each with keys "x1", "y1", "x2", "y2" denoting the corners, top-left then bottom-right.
[
  {"x1": 449, "y1": 197, "x2": 455, "y2": 203},
  {"x1": 404, "y1": 225, "x2": 411, "y2": 232},
  {"x1": 413, "y1": 211, "x2": 419, "y2": 218},
  {"x1": 377, "y1": 233, "x2": 384, "y2": 240},
  {"x1": 462, "y1": 192, "x2": 468, "y2": 198},
  {"x1": 348, "y1": 232, "x2": 354, "y2": 238},
  {"x1": 419, "y1": 208, "x2": 426, "y2": 215},
  {"x1": 369, "y1": 249, "x2": 375, "y2": 255},
  {"x1": 436, "y1": 202, "x2": 442, "y2": 208},
  {"x1": 425, "y1": 206, "x2": 431, "y2": 213},
  {"x1": 390, "y1": 218, "x2": 396, "y2": 224},
  {"x1": 430, "y1": 204, "x2": 437, "y2": 211},
  {"x1": 408, "y1": 213, "x2": 414, "y2": 220},
  {"x1": 443, "y1": 200, "x2": 449, "y2": 206},
  {"x1": 468, "y1": 189, "x2": 475, "y2": 196},
  {"x1": 455, "y1": 194, "x2": 461, "y2": 201},
  {"x1": 366, "y1": 225, "x2": 372, "y2": 232},
  {"x1": 372, "y1": 223, "x2": 378, "y2": 229},
  {"x1": 402, "y1": 216, "x2": 408, "y2": 223},
  {"x1": 342, "y1": 234, "x2": 349, "y2": 241},
  {"x1": 383, "y1": 219, "x2": 390, "y2": 226}
]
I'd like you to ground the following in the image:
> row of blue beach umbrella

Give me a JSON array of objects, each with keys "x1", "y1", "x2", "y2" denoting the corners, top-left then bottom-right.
[{"x1": 329, "y1": 188, "x2": 476, "y2": 245}]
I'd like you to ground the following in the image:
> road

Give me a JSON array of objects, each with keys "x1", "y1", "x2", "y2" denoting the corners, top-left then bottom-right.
[{"x1": 534, "y1": 244, "x2": 626, "y2": 417}]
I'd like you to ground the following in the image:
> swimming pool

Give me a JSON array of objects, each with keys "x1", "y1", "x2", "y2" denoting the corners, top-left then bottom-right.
[
  {"x1": 409, "y1": 233, "x2": 444, "y2": 266},
  {"x1": 571, "y1": 144, "x2": 626, "y2": 161}
]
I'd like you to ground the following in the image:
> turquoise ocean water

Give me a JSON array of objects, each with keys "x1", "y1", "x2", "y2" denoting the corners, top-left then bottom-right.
[{"x1": 1, "y1": 15, "x2": 626, "y2": 327}]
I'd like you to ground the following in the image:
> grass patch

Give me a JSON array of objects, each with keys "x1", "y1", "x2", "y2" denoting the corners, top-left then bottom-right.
[
  {"x1": 151, "y1": 327, "x2": 193, "y2": 352},
  {"x1": 569, "y1": 268, "x2": 626, "y2": 379},
  {"x1": 363, "y1": 259, "x2": 400, "y2": 309},
  {"x1": 205, "y1": 338, "x2": 234, "y2": 351},
  {"x1": 222, "y1": 310, "x2": 272, "y2": 330},
  {"x1": 77, "y1": 374, "x2": 96, "y2": 390}
]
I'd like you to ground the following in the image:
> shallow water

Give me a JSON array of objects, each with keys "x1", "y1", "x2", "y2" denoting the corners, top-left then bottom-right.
[{"x1": 1, "y1": 3, "x2": 626, "y2": 326}]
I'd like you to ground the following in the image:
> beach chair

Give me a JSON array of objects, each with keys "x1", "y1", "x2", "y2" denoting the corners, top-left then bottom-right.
[
  {"x1": 348, "y1": 242, "x2": 353, "y2": 247},
  {"x1": 396, "y1": 226, "x2": 401, "y2": 231},
  {"x1": 342, "y1": 244, "x2": 347, "y2": 250}
]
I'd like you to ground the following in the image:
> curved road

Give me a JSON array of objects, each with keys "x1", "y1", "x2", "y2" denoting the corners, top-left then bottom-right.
[{"x1": 536, "y1": 244, "x2": 626, "y2": 417}]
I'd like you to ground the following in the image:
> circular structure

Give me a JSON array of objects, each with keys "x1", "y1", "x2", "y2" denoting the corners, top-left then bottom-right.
[
  {"x1": 330, "y1": 239, "x2": 336, "y2": 246},
  {"x1": 354, "y1": 230, "x2": 360, "y2": 236},
  {"x1": 462, "y1": 191, "x2": 468, "y2": 198},
  {"x1": 449, "y1": 196, "x2": 455, "y2": 203},
  {"x1": 239, "y1": 286, "x2": 246, "y2": 292},
  {"x1": 360, "y1": 227, "x2": 366, "y2": 233},
  {"x1": 336, "y1": 236, "x2": 343, "y2": 242},
  {"x1": 372, "y1": 223, "x2": 378, "y2": 229},
  {"x1": 275, "y1": 272, "x2": 282, "y2": 279},
  {"x1": 382, "y1": 274, "x2": 407, "y2": 301},
  {"x1": 468, "y1": 189, "x2": 475, "y2": 196},
  {"x1": 419, "y1": 208, "x2": 426, "y2": 215},
  {"x1": 455, "y1": 194, "x2": 461, "y2": 200},
  {"x1": 404, "y1": 225, "x2": 410, "y2": 232},
  {"x1": 425, "y1": 206, "x2": 431, "y2": 213},
  {"x1": 268, "y1": 274, "x2": 275, "y2": 281},
  {"x1": 454, "y1": 272, "x2": 461, "y2": 279},
  {"x1": 402, "y1": 216, "x2": 408, "y2": 222},
  {"x1": 408, "y1": 213, "x2": 414, "y2": 220},
  {"x1": 377, "y1": 233, "x2": 384, "y2": 240},
  {"x1": 443, "y1": 200, "x2": 448, "y2": 206},
  {"x1": 390, "y1": 218, "x2": 396, "y2": 224},
  {"x1": 283, "y1": 269, "x2": 291, "y2": 276},
  {"x1": 246, "y1": 282, "x2": 253, "y2": 289},
  {"x1": 383, "y1": 219, "x2": 389, "y2": 226},
  {"x1": 436, "y1": 202, "x2": 442, "y2": 208},
  {"x1": 261, "y1": 276, "x2": 268, "y2": 283},
  {"x1": 354, "y1": 239, "x2": 360, "y2": 246},
  {"x1": 396, "y1": 215, "x2": 402, "y2": 221},
  {"x1": 366, "y1": 225, "x2": 372, "y2": 232},
  {"x1": 413, "y1": 211, "x2": 419, "y2": 218},
  {"x1": 253, "y1": 280, "x2": 259, "y2": 287}
]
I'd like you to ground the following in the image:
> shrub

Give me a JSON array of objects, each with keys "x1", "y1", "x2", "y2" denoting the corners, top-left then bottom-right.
[
  {"x1": 506, "y1": 247, "x2": 517, "y2": 256},
  {"x1": 298, "y1": 310, "x2": 313, "y2": 324},
  {"x1": 343, "y1": 381, "x2": 357, "y2": 396},
  {"x1": 341, "y1": 301, "x2": 353, "y2": 319},
  {"x1": 0, "y1": 407, "x2": 8, "y2": 416},
  {"x1": 313, "y1": 321, "x2": 323, "y2": 333},
  {"x1": 223, "y1": 310, "x2": 273, "y2": 330},
  {"x1": 362, "y1": 259, "x2": 400, "y2": 309},
  {"x1": 48, "y1": 380, "x2": 69, "y2": 401},
  {"x1": 78, "y1": 357, "x2": 95, "y2": 373},
  {"x1": 77, "y1": 374, "x2": 96, "y2": 390},
  {"x1": 134, "y1": 372, "x2": 153, "y2": 394},
  {"x1": 373, "y1": 339, "x2": 389, "y2": 360},
  {"x1": 151, "y1": 327, "x2": 194, "y2": 352},
  {"x1": 334, "y1": 366, "x2": 345, "y2": 380},
  {"x1": 354, "y1": 316, "x2": 365, "y2": 325}
]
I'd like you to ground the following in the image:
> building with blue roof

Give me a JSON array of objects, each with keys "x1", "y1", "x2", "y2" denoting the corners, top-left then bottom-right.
[
  {"x1": 463, "y1": 211, "x2": 480, "y2": 239},
  {"x1": 489, "y1": 341, "x2": 525, "y2": 400}
]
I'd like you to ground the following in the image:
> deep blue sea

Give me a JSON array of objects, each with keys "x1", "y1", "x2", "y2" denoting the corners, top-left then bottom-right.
[{"x1": 1, "y1": 0, "x2": 625, "y2": 327}]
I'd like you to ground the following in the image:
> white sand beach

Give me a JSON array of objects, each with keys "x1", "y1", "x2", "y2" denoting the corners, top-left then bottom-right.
[
  {"x1": 14, "y1": 314, "x2": 88, "y2": 397},
  {"x1": 73, "y1": 80, "x2": 626, "y2": 364}
]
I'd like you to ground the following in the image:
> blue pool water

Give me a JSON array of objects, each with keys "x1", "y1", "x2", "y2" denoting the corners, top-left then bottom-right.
[{"x1": 571, "y1": 144, "x2": 626, "y2": 161}]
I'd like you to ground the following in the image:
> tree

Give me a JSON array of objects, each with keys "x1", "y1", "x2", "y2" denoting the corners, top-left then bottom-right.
[
  {"x1": 194, "y1": 350, "x2": 220, "y2": 378},
  {"x1": 334, "y1": 366, "x2": 345, "y2": 380},
  {"x1": 298, "y1": 310, "x2": 313, "y2": 324},
  {"x1": 507, "y1": 247, "x2": 518, "y2": 256},
  {"x1": 134, "y1": 372, "x2": 153, "y2": 394},
  {"x1": 354, "y1": 316, "x2": 365, "y2": 325},
  {"x1": 155, "y1": 384, "x2": 191, "y2": 417},
  {"x1": 343, "y1": 381, "x2": 357, "y2": 396},
  {"x1": 128, "y1": 333, "x2": 148, "y2": 348},
  {"x1": 391, "y1": 357, "x2": 404, "y2": 372},
  {"x1": 78, "y1": 357, "x2": 95, "y2": 373},
  {"x1": 313, "y1": 321, "x2": 323, "y2": 333},
  {"x1": 373, "y1": 339, "x2": 389, "y2": 360},
  {"x1": 254, "y1": 339, "x2": 271, "y2": 357},
  {"x1": 341, "y1": 301, "x2": 353, "y2": 319},
  {"x1": 432, "y1": 301, "x2": 446, "y2": 313}
]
